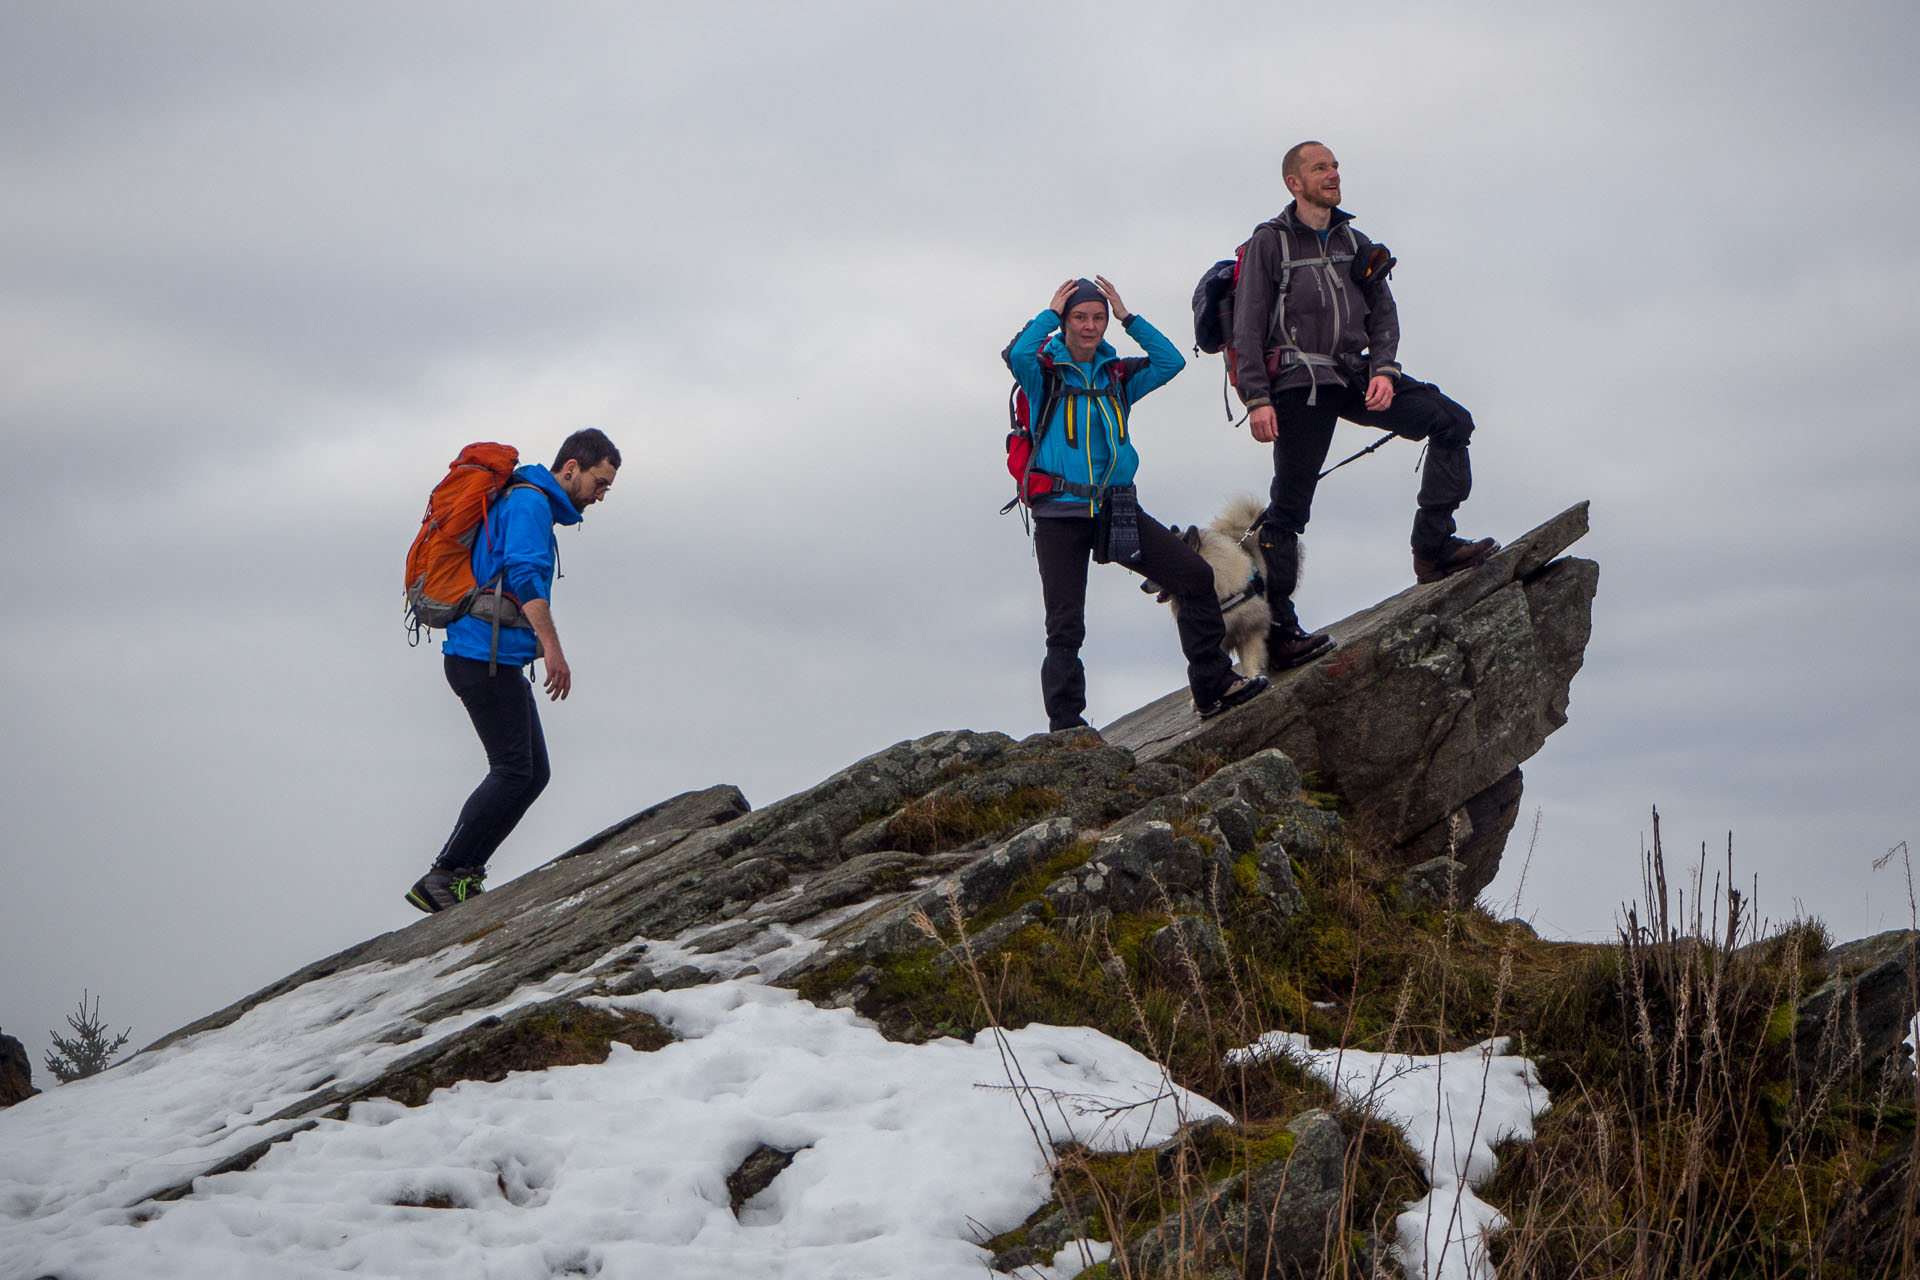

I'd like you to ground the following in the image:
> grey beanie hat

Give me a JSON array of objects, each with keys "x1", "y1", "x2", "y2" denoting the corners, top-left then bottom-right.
[{"x1": 1062, "y1": 278, "x2": 1107, "y2": 316}]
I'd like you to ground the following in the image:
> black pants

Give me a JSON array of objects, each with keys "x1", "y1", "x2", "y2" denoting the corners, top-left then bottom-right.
[
  {"x1": 435, "y1": 655, "x2": 551, "y2": 872},
  {"x1": 1034, "y1": 511, "x2": 1236, "y2": 731},
  {"x1": 1262, "y1": 377, "x2": 1475, "y2": 614}
]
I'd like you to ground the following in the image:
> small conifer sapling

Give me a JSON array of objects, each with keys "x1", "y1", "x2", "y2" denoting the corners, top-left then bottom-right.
[{"x1": 44, "y1": 990, "x2": 132, "y2": 1084}]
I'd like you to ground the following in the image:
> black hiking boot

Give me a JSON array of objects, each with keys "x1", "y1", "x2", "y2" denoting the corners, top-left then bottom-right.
[
  {"x1": 1266, "y1": 622, "x2": 1334, "y2": 672},
  {"x1": 1197, "y1": 674, "x2": 1270, "y2": 720},
  {"x1": 1414, "y1": 536, "x2": 1499, "y2": 584},
  {"x1": 406, "y1": 865, "x2": 488, "y2": 914}
]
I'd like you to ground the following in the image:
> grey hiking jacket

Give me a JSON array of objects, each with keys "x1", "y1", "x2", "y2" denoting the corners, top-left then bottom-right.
[{"x1": 1231, "y1": 202, "x2": 1401, "y2": 410}]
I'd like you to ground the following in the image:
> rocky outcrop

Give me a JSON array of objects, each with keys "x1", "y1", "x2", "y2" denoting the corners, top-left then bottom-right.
[
  {"x1": 0, "y1": 1031, "x2": 36, "y2": 1107},
  {"x1": 1105, "y1": 502, "x2": 1597, "y2": 899},
  {"x1": 92, "y1": 503, "x2": 1597, "y2": 1226},
  {"x1": 782, "y1": 745, "x2": 1342, "y2": 1008},
  {"x1": 1795, "y1": 929, "x2": 1920, "y2": 1084},
  {"x1": 154, "y1": 504, "x2": 1594, "y2": 1065}
]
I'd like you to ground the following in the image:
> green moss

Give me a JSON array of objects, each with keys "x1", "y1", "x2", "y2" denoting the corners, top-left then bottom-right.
[
  {"x1": 1764, "y1": 999, "x2": 1796, "y2": 1048},
  {"x1": 860, "y1": 946, "x2": 946, "y2": 1009},
  {"x1": 789, "y1": 957, "x2": 864, "y2": 1006},
  {"x1": 1243, "y1": 1128, "x2": 1297, "y2": 1167},
  {"x1": 1105, "y1": 912, "x2": 1168, "y2": 973},
  {"x1": 1057, "y1": 1146, "x2": 1191, "y2": 1244},
  {"x1": 1232, "y1": 853, "x2": 1262, "y2": 897}
]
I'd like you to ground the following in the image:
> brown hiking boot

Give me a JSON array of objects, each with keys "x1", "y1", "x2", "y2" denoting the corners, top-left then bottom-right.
[
  {"x1": 1266, "y1": 622, "x2": 1334, "y2": 672},
  {"x1": 1414, "y1": 536, "x2": 1499, "y2": 584}
]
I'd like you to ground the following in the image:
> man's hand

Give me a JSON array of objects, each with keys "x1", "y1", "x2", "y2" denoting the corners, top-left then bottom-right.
[
  {"x1": 1048, "y1": 279, "x2": 1077, "y2": 316},
  {"x1": 1094, "y1": 275, "x2": 1130, "y2": 323},
  {"x1": 541, "y1": 653, "x2": 572, "y2": 701},
  {"x1": 522, "y1": 598, "x2": 570, "y2": 701},
  {"x1": 1248, "y1": 404, "x2": 1279, "y2": 444},
  {"x1": 1364, "y1": 374, "x2": 1395, "y2": 412}
]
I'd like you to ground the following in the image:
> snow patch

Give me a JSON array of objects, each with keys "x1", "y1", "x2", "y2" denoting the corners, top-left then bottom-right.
[
  {"x1": 1230, "y1": 1032, "x2": 1548, "y2": 1280},
  {"x1": 4, "y1": 977, "x2": 1222, "y2": 1278}
]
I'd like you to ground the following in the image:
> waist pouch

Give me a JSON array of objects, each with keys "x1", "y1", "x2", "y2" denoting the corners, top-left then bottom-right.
[{"x1": 1093, "y1": 486, "x2": 1142, "y2": 566}]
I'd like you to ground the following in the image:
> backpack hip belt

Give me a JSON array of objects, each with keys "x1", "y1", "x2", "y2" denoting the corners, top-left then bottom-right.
[{"x1": 1046, "y1": 476, "x2": 1125, "y2": 501}]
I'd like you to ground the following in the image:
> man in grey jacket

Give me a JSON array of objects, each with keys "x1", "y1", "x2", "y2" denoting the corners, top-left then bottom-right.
[{"x1": 1232, "y1": 140, "x2": 1497, "y2": 669}]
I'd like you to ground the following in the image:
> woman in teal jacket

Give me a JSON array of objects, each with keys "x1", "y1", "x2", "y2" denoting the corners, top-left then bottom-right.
[
  {"x1": 1007, "y1": 277, "x2": 1183, "y2": 510},
  {"x1": 1005, "y1": 277, "x2": 1266, "y2": 730}
]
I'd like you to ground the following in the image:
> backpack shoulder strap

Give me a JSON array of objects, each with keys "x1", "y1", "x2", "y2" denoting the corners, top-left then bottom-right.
[
  {"x1": 1265, "y1": 220, "x2": 1295, "y2": 348},
  {"x1": 1030, "y1": 355, "x2": 1063, "y2": 445}
]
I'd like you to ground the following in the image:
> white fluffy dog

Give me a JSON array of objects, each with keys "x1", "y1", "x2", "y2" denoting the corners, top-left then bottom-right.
[{"x1": 1149, "y1": 493, "x2": 1273, "y2": 677}]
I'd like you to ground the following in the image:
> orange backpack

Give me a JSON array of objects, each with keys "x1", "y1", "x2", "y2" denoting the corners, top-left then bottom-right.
[{"x1": 403, "y1": 442, "x2": 523, "y2": 642}]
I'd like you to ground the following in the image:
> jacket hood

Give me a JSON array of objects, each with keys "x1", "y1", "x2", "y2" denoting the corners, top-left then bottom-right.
[{"x1": 515, "y1": 463, "x2": 586, "y2": 526}]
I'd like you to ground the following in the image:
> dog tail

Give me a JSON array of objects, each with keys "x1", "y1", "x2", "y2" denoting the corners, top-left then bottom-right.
[{"x1": 1213, "y1": 493, "x2": 1266, "y2": 543}]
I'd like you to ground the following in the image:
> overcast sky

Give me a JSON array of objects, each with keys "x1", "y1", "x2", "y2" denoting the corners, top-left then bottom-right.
[{"x1": 3, "y1": 0, "x2": 1915, "y2": 1071}]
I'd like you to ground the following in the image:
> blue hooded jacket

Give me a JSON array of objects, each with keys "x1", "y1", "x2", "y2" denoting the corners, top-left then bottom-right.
[
  {"x1": 1005, "y1": 309, "x2": 1185, "y2": 514},
  {"x1": 442, "y1": 463, "x2": 583, "y2": 667}
]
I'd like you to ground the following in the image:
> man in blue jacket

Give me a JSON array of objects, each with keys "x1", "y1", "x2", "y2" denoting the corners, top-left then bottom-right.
[
  {"x1": 1007, "y1": 277, "x2": 1266, "y2": 731},
  {"x1": 407, "y1": 428, "x2": 621, "y2": 913}
]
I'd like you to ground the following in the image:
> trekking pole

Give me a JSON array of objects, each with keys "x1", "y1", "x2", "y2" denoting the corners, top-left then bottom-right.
[{"x1": 1317, "y1": 428, "x2": 1398, "y2": 481}]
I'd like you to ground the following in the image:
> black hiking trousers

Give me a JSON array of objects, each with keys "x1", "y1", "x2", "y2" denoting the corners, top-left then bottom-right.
[
  {"x1": 434, "y1": 655, "x2": 551, "y2": 873},
  {"x1": 1261, "y1": 376, "x2": 1475, "y2": 612},
  {"x1": 1034, "y1": 510, "x2": 1236, "y2": 732}
]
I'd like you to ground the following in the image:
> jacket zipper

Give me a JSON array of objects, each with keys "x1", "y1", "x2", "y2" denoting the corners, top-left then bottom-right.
[{"x1": 1053, "y1": 348, "x2": 1125, "y2": 516}]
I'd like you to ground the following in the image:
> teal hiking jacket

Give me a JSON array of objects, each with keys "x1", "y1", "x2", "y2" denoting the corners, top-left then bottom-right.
[{"x1": 1006, "y1": 310, "x2": 1185, "y2": 515}]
